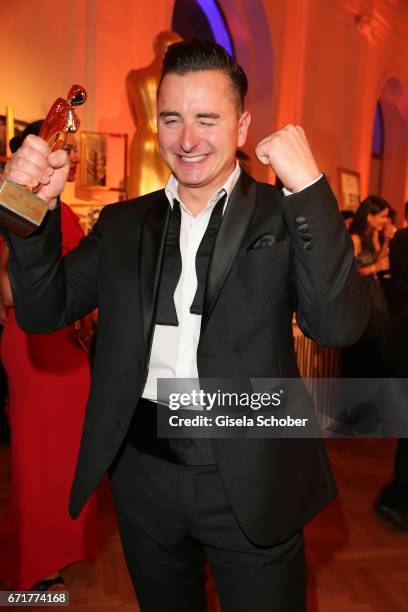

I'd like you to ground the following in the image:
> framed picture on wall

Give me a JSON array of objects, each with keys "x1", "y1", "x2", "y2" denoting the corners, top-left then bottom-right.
[
  {"x1": 79, "y1": 131, "x2": 128, "y2": 198},
  {"x1": 0, "y1": 115, "x2": 7, "y2": 156},
  {"x1": 338, "y1": 168, "x2": 361, "y2": 211},
  {"x1": 0, "y1": 115, "x2": 7, "y2": 173},
  {"x1": 0, "y1": 112, "x2": 28, "y2": 173},
  {"x1": 80, "y1": 132, "x2": 108, "y2": 189}
]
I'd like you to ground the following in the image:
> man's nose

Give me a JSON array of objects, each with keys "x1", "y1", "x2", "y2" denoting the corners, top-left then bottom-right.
[{"x1": 179, "y1": 125, "x2": 200, "y2": 152}]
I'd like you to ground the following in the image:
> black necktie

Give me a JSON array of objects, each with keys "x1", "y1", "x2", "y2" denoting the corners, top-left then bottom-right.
[
  {"x1": 155, "y1": 193, "x2": 226, "y2": 326},
  {"x1": 155, "y1": 200, "x2": 182, "y2": 326},
  {"x1": 190, "y1": 193, "x2": 225, "y2": 314}
]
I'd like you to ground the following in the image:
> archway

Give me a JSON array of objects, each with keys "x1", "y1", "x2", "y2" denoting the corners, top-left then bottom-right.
[
  {"x1": 172, "y1": 0, "x2": 234, "y2": 57},
  {"x1": 374, "y1": 78, "x2": 408, "y2": 218},
  {"x1": 368, "y1": 103, "x2": 384, "y2": 196}
]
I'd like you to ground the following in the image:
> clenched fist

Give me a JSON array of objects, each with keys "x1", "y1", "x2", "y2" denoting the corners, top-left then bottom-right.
[
  {"x1": 2, "y1": 135, "x2": 70, "y2": 209},
  {"x1": 255, "y1": 125, "x2": 320, "y2": 193}
]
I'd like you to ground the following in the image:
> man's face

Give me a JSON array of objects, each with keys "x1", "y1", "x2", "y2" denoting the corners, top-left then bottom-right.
[{"x1": 157, "y1": 70, "x2": 251, "y2": 198}]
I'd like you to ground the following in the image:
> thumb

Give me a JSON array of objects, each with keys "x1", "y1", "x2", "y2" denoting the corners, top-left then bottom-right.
[{"x1": 255, "y1": 149, "x2": 270, "y2": 165}]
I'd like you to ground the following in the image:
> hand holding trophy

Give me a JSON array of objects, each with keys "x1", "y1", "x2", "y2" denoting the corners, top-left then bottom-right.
[{"x1": 0, "y1": 85, "x2": 87, "y2": 237}]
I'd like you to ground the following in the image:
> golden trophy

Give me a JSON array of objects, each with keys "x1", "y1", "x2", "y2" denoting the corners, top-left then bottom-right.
[
  {"x1": 0, "y1": 85, "x2": 87, "y2": 237},
  {"x1": 126, "y1": 31, "x2": 182, "y2": 198}
]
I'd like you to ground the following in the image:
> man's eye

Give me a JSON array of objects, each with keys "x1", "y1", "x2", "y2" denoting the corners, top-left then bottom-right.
[
  {"x1": 200, "y1": 122, "x2": 215, "y2": 127},
  {"x1": 164, "y1": 120, "x2": 177, "y2": 125}
]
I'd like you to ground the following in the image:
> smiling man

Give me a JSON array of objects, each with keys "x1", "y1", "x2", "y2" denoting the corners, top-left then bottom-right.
[
  {"x1": 1, "y1": 40, "x2": 368, "y2": 611},
  {"x1": 157, "y1": 68, "x2": 250, "y2": 215}
]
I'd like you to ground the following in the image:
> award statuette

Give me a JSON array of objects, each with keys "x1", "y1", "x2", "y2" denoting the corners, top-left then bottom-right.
[{"x1": 0, "y1": 85, "x2": 87, "y2": 237}]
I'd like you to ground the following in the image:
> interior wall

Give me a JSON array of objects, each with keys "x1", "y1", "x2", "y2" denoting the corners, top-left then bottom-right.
[
  {"x1": 0, "y1": 0, "x2": 407, "y2": 212},
  {"x1": 262, "y1": 0, "x2": 408, "y2": 213},
  {"x1": 220, "y1": 0, "x2": 274, "y2": 183},
  {"x1": 0, "y1": 0, "x2": 174, "y2": 125},
  {"x1": 0, "y1": 0, "x2": 76, "y2": 122},
  {"x1": 379, "y1": 78, "x2": 408, "y2": 217}
]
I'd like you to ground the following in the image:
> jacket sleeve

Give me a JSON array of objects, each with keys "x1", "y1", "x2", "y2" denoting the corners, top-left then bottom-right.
[
  {"x1": 279, "y1": 176, "x2": 369, "y2": 347},
  {"x1": 0, "y1": 202, "x2": 106, "y2": 334}
]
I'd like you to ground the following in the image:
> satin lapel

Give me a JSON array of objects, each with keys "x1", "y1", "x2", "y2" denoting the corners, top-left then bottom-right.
[
  {"x1": 139, "y1": 193, "x2": 171, "y2": 347},
  {"x1": 201, "y1": 171, "x2": 257, "y2": 333}
]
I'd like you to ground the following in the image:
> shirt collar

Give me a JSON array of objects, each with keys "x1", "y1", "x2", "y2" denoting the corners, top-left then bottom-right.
[{"x1": 165, "y1": 161, "x2": 241, "y2": 214}]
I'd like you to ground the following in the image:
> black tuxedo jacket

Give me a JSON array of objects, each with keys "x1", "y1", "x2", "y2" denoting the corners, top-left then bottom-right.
[{"x1": 5, "y1": 172, "x2": 369, "y2": 545}]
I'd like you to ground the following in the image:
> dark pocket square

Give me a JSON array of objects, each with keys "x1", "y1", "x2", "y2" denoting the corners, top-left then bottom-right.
[{"x1": 249, "y1": 233, "x2": 276, "y2": 250}]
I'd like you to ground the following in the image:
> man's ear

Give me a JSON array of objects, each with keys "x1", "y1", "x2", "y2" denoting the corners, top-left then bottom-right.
[{"x1": 238, "y1": 111, "x2": 251, "y2": 147}]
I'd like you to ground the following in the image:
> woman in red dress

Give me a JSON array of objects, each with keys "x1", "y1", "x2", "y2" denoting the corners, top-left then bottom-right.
[{"x1": 0, "y1": 123, "x2": 99, "y2": 590}]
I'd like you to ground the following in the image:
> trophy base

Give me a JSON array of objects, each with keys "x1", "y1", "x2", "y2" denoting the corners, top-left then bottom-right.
[{"x1": 0, "y1": 178, "x2": 48, "y2": 237}]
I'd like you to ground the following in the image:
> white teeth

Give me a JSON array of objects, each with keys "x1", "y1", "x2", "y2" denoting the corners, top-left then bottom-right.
[{"x1": 180, "y1": 155, "x2": 206, "y2": 162}]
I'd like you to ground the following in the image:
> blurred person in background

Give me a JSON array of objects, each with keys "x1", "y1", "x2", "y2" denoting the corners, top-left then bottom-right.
[
  {"x1": 378, "y1": 206, "x2": 397, "y2": 303},
  {"x1": 0, "y1": 293, "x2": 9, "y2": 445},
  {"x1": 386, "y1": 206, "x2": 398, "y2": 233},
  {"x1": 0, "y1": 121, "x2": 99, "y2": 591},
  {"x1": 403, "y1": 201, "x2": 408, "y2": 228},
  {"x1": 342, "y1": 196, "x2": 391, "y2": 377},
  {"x1": 375, "y1": 224, "x2": 408, "y2": 531}
]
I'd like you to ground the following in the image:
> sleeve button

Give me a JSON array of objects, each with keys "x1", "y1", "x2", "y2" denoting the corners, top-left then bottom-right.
[{"x1": 298, "y1": 223, "x2": 309, "y2": 233}]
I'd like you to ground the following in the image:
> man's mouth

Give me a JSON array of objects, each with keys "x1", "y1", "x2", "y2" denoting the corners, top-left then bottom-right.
[{"x1": 177, "y1": 154, "x2": 208, "y2": 163}]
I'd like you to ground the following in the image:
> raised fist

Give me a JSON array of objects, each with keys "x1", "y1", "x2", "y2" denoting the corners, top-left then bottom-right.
[
  {"x1": 255, "y1": 124, "x2": 320, "y2": 193},
  {"x1": 2, "y1": 135, "x2": 70, "y2": 209}
]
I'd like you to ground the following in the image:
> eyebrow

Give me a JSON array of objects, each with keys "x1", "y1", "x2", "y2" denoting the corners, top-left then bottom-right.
[
  {"x1": 159, "y1": 111, "x2": 220, "y2": 119},
  {"x1": 197, "y1": 113, "x2": 220, "y2": 119}
]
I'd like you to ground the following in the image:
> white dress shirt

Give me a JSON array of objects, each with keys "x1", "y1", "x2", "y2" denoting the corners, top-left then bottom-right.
[
  {"x1": 143, "y1": 166, "x2": 322, "y2": 401},
  {"x1": 143, "y1": 162, "x2": 242, "y2": 401}
]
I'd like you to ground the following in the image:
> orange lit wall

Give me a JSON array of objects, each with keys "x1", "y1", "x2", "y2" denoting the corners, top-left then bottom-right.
[
  {"x1": 261, "y1": 0, "x2": 408, "y2": 216},
  {"x1": 0, "y1": 0, "x2": 173, "y2": 138},
  {"x1": 1, "y1": 0, "x2": 407, "y2": 214}
]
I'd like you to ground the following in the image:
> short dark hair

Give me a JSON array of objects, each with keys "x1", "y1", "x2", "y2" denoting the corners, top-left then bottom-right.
[
  {"x1": 388, "y1": 206, "x2": 397, "y2": 225},
  {"x1": 9, "y1": 119, "x2": 43, "y2": 153},
  {"x1": 159, "y1": 39, "x2": 248, "y2": 110}
]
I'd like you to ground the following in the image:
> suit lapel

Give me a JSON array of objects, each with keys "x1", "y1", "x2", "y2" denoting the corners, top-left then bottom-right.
[
  {"x1": 201, "y1": 170, "x2": 256, "y2": 333},
  {"x1": 139, "y1": 193, "x2": 171, "y2": 347}
]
